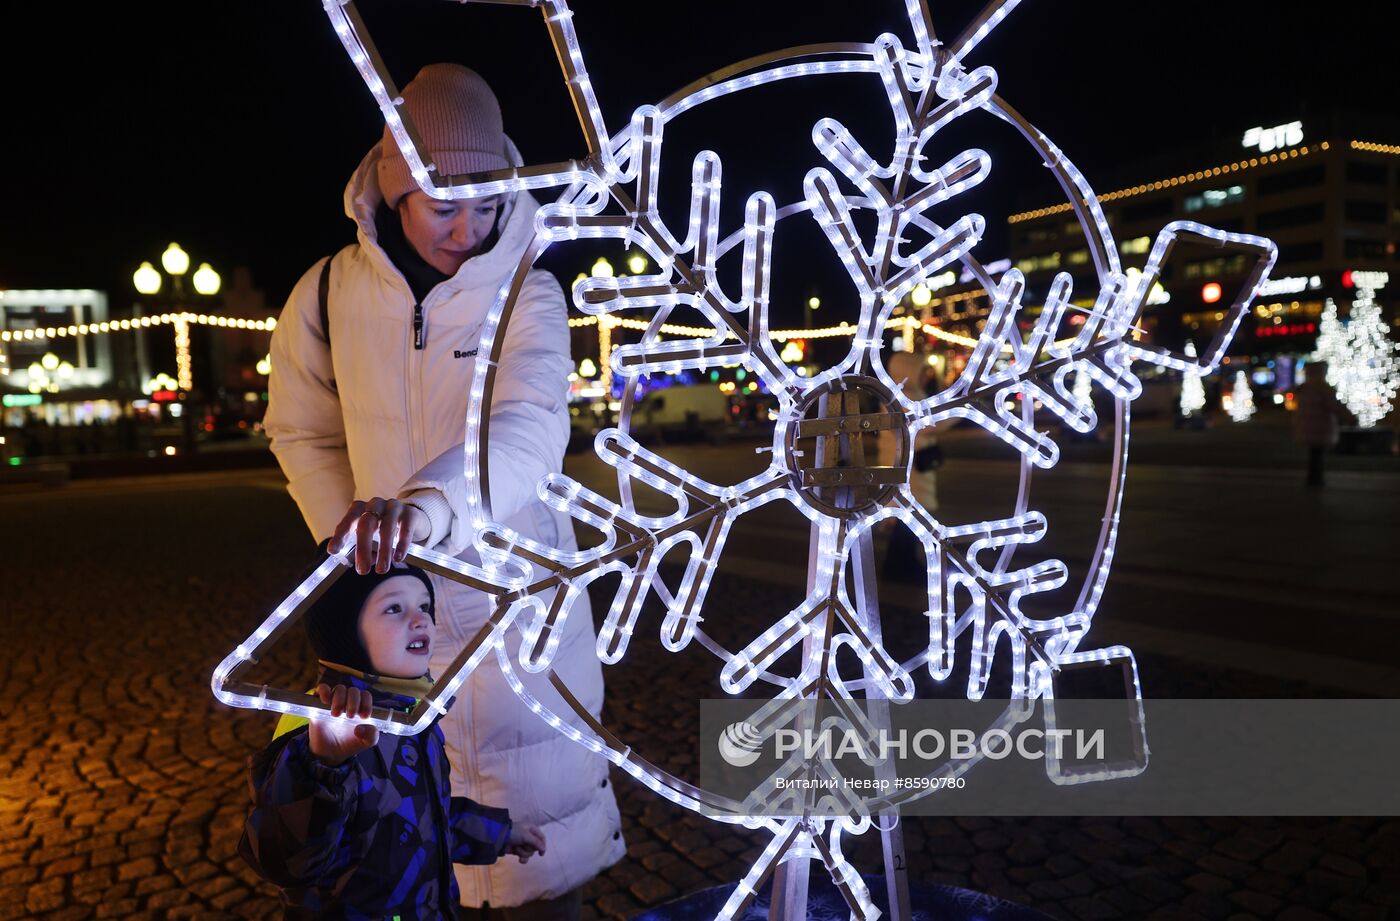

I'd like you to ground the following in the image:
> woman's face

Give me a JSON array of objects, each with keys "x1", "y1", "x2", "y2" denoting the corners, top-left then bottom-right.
[
  {"x1": 398, "y1": 191, "x2": 503, "y2": 275},
  {"x1": 357, "y1": 575, "x2": 434, "y2": 679}
]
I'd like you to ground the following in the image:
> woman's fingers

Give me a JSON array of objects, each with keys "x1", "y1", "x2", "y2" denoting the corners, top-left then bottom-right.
[
  {"x1": 394, "y1": 511, "x2": 413, "y2": 564},
  {"x1": 374, "y1": 508, "x2": 396, "y2": 573},
  {"x1": 336, "y1": 497, "x2": 424, "y2": 573},
  {"x1": 353, "y1": 498, "x2": 387, "y2": 573},
  {"x1": 331, "y1": 498, "x2": 428, "y2": 571},
  {"x1": 329, "y1": 501, "x2": 367, "y2": 554}
]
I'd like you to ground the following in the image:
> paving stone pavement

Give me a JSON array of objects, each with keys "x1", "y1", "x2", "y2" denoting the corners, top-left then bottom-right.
[{"x1": 0, "y1": 472, "x2": 1396, "y2": 921}]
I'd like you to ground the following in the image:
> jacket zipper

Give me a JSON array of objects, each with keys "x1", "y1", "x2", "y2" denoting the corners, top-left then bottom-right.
[{"x1": 413, "y1": 302, "x2": 425, "y2": 350}]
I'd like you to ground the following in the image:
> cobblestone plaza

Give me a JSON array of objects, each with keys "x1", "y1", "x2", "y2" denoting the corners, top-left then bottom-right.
[{"x1": 2, "y1": 465, "x2": 1398, "y2": 920}]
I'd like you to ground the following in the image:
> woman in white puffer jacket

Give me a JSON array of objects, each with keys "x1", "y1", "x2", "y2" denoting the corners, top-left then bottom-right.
[{"x1": 265, "y1": 64, "x2": 622, "y2": 917}]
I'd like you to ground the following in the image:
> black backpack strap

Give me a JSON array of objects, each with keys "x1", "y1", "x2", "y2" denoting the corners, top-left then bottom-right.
[{"x1": 317, "y1": 255, "x2": 333, "y2": 347}]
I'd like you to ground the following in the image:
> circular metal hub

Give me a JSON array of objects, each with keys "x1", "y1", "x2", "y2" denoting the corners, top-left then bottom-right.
[{"x1": 782, "y1": 374, "x2": 910, "y2": 520}]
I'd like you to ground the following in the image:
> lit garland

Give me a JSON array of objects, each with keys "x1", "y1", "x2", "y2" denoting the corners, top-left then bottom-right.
[
  {"x1": 597, "y1": 315, "x2": 615, "y2": 394},
  {"x1": 1, "y1": 311, "x2": 276, "y2": 397},
  {"x1": 1350, "y1": 140, "x2": 1400, "y2": 155},
  {"x1": 1008, "y1": 142, "x2": 1329, "y2": 224},
  {"x1": 173, "y1": 316, "x2": 193, "y2": 391},
  {"x1": 218, "y1": 2, "x2": 1277, "y2": 913},
  {"x1": 568, "y1": 310, "x2": 1070, "y2": 357},
  {"x1": 0, "y1": 312, "x2": 276, "y2": 342}
]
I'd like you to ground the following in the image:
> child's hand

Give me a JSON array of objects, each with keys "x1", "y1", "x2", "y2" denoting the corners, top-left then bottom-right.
[
  {"x1": 307, "y1": 683, "x2": 379, "y2": 766},
  {"x1": 505, "y1": 825, "x2": 546, "y2": 863}
]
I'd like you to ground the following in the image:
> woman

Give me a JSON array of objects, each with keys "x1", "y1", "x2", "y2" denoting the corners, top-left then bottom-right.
[{"x1": 265, "y1": 63, "x2": 622, "y2": 918}]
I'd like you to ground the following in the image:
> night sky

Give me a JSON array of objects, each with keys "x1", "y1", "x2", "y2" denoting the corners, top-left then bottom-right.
[{"x1": 2, "y1": 1, "x2": 1395, "y2": 328}]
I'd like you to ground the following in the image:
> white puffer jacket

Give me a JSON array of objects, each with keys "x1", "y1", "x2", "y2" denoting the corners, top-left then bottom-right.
[{"x1": 265, "y1": 138, "x2": 624, "y2": 906}]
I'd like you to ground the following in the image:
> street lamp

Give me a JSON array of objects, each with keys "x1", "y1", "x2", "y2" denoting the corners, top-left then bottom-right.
[
  {"x1": 132, "y1": 242, "x2": 222, "y2": 452},
  {"x1": 25, "y1": 352, "x2": 75, "y2": 394},
  {"x1": 192, "y1": 263, "x2": 221, "y2": 296},
  {"x1": 133, "y1": 262, "x2": 162, "y2": 296},
  {"x1": 805, "y1": 295, "x2": 820, "y2": 330},
  {"x1": 161, "y1": 242, "x2": 191, "y2": 277}
]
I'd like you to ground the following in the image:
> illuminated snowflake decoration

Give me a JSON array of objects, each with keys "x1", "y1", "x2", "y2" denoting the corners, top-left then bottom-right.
[{"x1": 215, "y1": 1, "x2": 1279, "y2": 916}]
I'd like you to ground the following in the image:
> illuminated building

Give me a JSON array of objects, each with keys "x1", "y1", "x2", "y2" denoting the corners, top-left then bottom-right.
[{"x1": 1007, "y1": 113, "x2": 1399, "y2": 392}]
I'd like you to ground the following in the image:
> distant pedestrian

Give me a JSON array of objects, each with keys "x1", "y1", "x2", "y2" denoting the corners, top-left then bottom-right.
[{"x1": 1293, "y1": 361, "x2": 1346, "y2": 487}]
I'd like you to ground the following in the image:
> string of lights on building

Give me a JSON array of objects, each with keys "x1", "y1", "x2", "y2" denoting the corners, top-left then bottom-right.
[
  {"x1": 0, "y1": 311, "x2": 276, "y2": 344},
  {"x1": 569, "y1": 311, "x2": 1074, "y2": 353},
  {"x1": 1008, "y1": 142, "x2": 1339, "y2": 224},
  {"x1": 1, "y1": 310, "x2": 277, "y2": 396}
]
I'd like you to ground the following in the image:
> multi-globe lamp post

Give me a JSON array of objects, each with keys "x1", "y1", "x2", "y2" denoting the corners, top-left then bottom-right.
[
  {"x1": 132, "y1": 243, "x2": 222, "y2": 452},
  {"x1": 581, "y1": 254, "x2": 650, "y2": 396},
  {"x1": 24, "y1": 351, "x2": 75, "y2": 394}
]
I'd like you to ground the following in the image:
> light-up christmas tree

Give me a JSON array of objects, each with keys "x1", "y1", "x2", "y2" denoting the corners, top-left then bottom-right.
[
  {"x1": 1314, "y1": 298, "x2": 1344, "y2": 367},
  {"x1": 1179, "y1": 340, "x2": 1206, "y2": 418},
  {"x1": 1226, "y1": 370, "x2": 1255, "y2": 422},
  {"x1": 1326, "y1": 274, "x2": 1399, "y2": 429}
]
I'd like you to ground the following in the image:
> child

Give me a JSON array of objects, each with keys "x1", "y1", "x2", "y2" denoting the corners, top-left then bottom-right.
[{"x1": 240, "y1": 563, "x2": 545, "y2": 919}]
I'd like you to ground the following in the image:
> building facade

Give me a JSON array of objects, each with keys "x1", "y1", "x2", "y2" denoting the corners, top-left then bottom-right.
[{"x1": 1004, "y1": 114, "x2": 1398, "y2": 394}]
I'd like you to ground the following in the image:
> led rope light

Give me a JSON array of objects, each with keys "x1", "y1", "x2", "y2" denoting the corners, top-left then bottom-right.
[{"x1": 218, "y1": 1, "x2": 1278, "y2": 909}]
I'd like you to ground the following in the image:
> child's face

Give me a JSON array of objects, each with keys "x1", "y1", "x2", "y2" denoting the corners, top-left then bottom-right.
[{"x1": 357, "y1": 575, "x2": 435, "y2": 679}]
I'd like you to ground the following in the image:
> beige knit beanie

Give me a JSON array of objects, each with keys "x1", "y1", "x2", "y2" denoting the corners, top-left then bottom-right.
[{"x1": 376, "y1": 63, "x2": 509, "y2": 209}]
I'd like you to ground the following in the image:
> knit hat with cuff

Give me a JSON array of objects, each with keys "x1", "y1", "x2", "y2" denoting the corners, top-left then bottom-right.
[{"x1": 377, "y1": 63, "x2": 509, "y2": 209}]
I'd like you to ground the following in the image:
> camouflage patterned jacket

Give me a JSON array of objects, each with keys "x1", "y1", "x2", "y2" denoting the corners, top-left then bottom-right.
[{"x1": 240, "y1": 674, "x2": 510, "y2": 920}]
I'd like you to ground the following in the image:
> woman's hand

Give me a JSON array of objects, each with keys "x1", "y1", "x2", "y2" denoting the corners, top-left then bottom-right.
[
  {"x1": 505, "y1": 825, "x2": 546, "y2": 863},
  {"x1": 330, "y1": 498, "x2": 430, "y2": 574},
  {"x1": 308, "y1": 683, "x2": 379, "y2": 766}
]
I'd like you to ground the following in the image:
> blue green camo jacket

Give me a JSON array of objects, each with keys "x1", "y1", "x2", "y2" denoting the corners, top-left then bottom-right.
[{"x1": 239, "y1": 674, "x2": 511, "y2": 920}]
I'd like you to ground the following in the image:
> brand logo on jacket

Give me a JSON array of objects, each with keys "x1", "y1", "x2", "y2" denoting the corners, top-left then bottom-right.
[{"x1": 454, "y1": 349, "x2": 478, "y2": 359}]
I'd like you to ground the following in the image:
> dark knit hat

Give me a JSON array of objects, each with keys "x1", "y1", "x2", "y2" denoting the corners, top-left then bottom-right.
[
  {"x1": 377, "y1": 63, "x2": 509, "y2": 209},
  {"x1": 305, "y1": 564, "x2": 436, "y2": 674}
]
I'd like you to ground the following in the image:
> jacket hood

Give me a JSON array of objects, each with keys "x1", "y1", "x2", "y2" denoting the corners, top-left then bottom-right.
[{"x1": 344, "y1": 133, "x2": 541, "y2": 294}]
